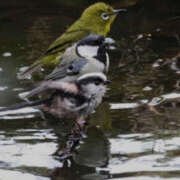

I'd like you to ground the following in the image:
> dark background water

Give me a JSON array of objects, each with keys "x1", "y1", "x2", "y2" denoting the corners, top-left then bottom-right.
[{"x1": 1, "y1": 0, "x2": 180, "y2": 179}]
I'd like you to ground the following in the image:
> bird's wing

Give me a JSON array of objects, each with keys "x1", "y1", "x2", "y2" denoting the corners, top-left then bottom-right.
[
  {"x1": 25, "y1": 81, "x2": 79, "y2": 99},
  {"x1": 24, "y1": 58, "x2": 87, "y2": 98},
  {"x1": 45, "y1": 63, "x2": 69, "y2": 80},
  {"x1": 45, "y1": 29, "x2": 90, "y2": 56},
  {"x1": 45, "y1": 58, "x2": 87, "y2": 81},
  {"x1": 25, "y1": 81, "x2": 54, "y2": 99}
]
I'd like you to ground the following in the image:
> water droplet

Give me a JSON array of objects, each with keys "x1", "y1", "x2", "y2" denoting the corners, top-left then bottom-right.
[
  {"x1": 0, "y1": 86, "x2": 8, "y2": 91},
  {"x1": 2, "y1": 52, "x2": 12, "y2": 57},
  {"x1": 143, "y1": 86, "x2": 152, "y2": 91}
]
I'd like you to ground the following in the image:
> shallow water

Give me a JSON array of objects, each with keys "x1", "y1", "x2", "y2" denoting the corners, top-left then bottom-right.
[{"x1": 1, "y1": 0, "x2": 180, "y2": 179}]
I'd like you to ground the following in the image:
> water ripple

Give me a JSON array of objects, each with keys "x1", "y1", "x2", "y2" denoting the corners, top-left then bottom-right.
[
  {"x1": 0, "y1": 107, "x2": 40, "y2": 120},
  {"x1": 97, "y1": 133, "x2": 180, "y2": 179}
]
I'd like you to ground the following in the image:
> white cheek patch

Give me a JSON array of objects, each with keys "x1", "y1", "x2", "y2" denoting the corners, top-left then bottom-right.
[{"x1": 77, "y1": 45, "x2": 99, "y2": 58}]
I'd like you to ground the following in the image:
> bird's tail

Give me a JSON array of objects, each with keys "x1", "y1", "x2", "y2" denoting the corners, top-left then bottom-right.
[
  {"x1": 0, "y1": 98, "x2": 50, "y2": 112},
  {"x1": 17, "y1": 61, "x2": 42, "y2": 79}
]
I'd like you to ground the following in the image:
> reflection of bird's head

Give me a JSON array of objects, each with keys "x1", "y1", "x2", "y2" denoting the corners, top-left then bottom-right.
[{"x1": 78, "y1": 2, "x2": 127, "y2": 35}]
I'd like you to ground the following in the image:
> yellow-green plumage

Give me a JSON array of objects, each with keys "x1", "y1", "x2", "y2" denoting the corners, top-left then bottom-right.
[{"x1": 19, "y1": 2, "x2": 120, "y2": 78}]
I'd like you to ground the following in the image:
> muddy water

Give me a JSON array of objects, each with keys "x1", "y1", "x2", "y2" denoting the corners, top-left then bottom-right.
[{"x1": 1, "y1": 0, "x2": 180, "y2": 179}]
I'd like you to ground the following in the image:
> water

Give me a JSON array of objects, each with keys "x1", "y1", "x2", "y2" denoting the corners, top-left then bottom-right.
[{"x1": 1, "y1": 0, "x2": 180, "y2": 179}]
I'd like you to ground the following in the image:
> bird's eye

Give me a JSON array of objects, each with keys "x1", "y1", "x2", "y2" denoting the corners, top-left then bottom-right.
[
  {"x1": 67, "y1": 65, "x2": 74, "y2": 74},
  {"x1": 68, "y1": 65, "x2": 73, "y2": 71},
  {"x1": 94, "y1": 80, "x2": 101, "y2": 86},
  {"x1": 101, "y1": 13, "x2": 109, "y2": 20}
]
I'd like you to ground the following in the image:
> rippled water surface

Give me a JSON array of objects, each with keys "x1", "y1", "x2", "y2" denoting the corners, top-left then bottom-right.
[{"x1": 1, "y1": 0, "x2": 180, "y2": 179}]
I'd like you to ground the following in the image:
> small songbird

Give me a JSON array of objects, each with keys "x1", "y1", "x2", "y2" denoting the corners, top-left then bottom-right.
[
  {"x1": 19, "y1": 2, "x2": 126, "y2": 79},
  {"x1": 44, "y1": 34, "x2": 114, "y2": 83},
  {"x1": 0, "y1": 72, "x2": 109, "y2": 120}
]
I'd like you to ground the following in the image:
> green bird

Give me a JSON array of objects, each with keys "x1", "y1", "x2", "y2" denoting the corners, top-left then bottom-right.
[{"x1": 19, "y1": 2, "x2": 126, "y2": 79}]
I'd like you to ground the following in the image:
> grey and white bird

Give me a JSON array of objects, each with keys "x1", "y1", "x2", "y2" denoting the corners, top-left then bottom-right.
[
  {"x1": 0, "y1": 72, "x2": 109, "y2": 120},
  {"x1": 44, "y1": 34, "x2": 114, "y2": 82},
  {"x1": 39, "y1": 72, "x2": 109, "y2": 119}
]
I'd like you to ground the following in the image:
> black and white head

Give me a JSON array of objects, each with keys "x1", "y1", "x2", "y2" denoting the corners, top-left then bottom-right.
[
  {"x1": 76, "y1": 72, "x2": 109, "y2": 102},
  {"x1": 76, "y1": 34, "x2": 115, "y2": 72}
]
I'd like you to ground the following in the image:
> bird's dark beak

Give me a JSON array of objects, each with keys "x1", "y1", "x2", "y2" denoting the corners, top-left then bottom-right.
[
  {"x1": 105, "y1": 80, "x2": 111, "y2": 84},
  {"x1": 104, "y1": 37, "x2": 116, "y2": 50},
  {"x1": 113, "y1": 9, "x2": 127, "y2": 15},
  {"x1": 104, "y1": 37, "x2": 115, "y2": 45}
]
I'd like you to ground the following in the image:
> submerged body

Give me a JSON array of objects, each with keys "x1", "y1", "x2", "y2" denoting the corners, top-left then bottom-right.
[{"x1": 19, "y1": 2, "x2": 126, "y2": 79}]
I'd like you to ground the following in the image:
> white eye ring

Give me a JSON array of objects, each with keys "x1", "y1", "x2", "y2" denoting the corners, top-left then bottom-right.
[{"x1": 101, "y1": 13, "x2": 109, "y2": 20}]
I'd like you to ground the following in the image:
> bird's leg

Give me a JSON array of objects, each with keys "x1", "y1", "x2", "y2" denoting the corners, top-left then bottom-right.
[
  {"x1": 56, "y1": 116, "x2": 87, "y2": 162},
  {"x1": 72, "y1": 115, "x2": 87, "y2": 135}
]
